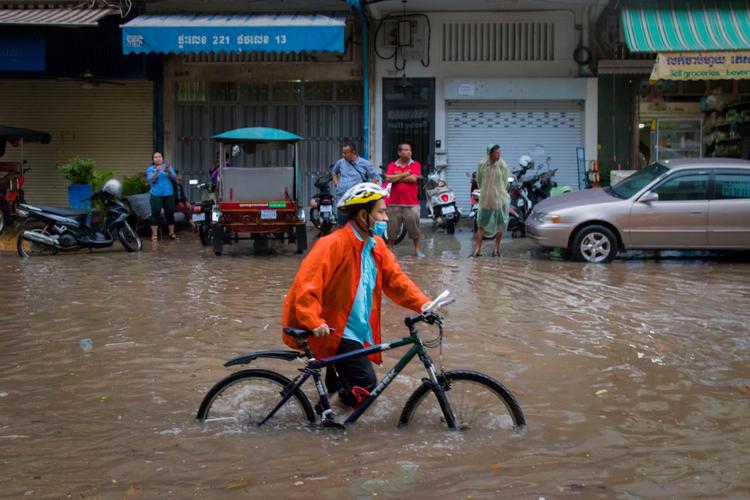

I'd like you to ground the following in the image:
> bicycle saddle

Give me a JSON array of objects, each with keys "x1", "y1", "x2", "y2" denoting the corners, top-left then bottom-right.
[{"x1": 283, "y1": 327, "x2": 312, "y2": 339}]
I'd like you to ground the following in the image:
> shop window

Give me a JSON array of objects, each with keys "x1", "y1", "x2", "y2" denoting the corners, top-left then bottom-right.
[
  {"x1": 708, "y1": 80, "x2": 734, "y2": 95},
  {"x1": 176, "y1": 81, "x2": 207, "y2": 102},
  {"x1": 304, "y1": 82, "x2": 333, "y2": 101},
  {"x1": 207, "y1": 82, "x2": 236, "y2": 101},
  {"x1": 335, "y1": 81, "x2": 363, "y2": 101},
  {"x1": 272, "y1": 81, "x2": 302, "y2": 101},
  {"x1": 681, "y1": 81, "x2": 706, "y2": 95},
  {"x1": 176, "y1": 82, "x2": 236, "y2": 102},
  {"x1": 654, "y1": 174, "x2": 708, "y2": 201},
  {"x1": 712, "y1": 173, "x2": 750, "y2": 199},
  {"x1": 238, "y1": 83, "x2": 269, "y2": 102}
]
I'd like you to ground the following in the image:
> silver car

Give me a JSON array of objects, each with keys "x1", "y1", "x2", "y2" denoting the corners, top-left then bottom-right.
[{"x1": 527, "y1": 159, "x2": 750, "y2": 263}]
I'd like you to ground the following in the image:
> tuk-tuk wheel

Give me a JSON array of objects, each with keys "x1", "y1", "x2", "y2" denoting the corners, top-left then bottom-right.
[
  {"x1": 295, "y1": 225, "x2": 308, "y2": 254},
  {"x1": 212, "y1": 226, "x2": 224, "y2": 256}
]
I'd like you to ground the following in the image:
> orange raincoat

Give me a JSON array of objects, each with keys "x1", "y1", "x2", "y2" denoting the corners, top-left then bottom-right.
[{"x1": 282, "y1": 225, "x2": 430, "y2": 364}]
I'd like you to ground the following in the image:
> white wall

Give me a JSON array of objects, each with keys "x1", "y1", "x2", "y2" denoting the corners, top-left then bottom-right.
[{"x1": 371, "y1": 10, "x2": 599, "y2": 168}]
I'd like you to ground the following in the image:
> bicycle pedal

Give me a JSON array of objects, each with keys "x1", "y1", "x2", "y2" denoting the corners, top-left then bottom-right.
[{"x1": 321, "y1": 418, "x2": 346, "y2": 430}]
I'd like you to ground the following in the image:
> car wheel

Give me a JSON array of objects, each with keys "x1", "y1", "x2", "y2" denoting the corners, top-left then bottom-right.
[{"x1": 571, "y1": 225, "x2": 618, "y2": 263}]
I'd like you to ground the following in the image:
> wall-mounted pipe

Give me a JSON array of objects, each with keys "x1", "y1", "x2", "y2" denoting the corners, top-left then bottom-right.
[{"x1": 347, "y1": 0, "x2": 369, "y2": 158}]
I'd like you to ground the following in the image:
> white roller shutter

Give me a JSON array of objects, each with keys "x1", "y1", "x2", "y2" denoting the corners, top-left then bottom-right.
[{"x1": 445, "y1": 100, "x2": 584, "y2": 214}]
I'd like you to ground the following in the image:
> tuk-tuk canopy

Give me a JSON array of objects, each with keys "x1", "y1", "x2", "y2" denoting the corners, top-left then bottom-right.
[
  {"x1": 0, "y1": 126, "x2": 52, "y2": 144},
  {"x1": 212, "y1": 127, "x2": 302, "y2": 144}
]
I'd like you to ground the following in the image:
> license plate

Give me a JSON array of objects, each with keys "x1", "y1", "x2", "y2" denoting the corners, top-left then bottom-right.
[
  {"x1": 260, "y1": 209, "x2": 277, "y2": 220},
  {"x1": 442, "y1": 205, "x2": 455, "y2": 214},
  {"x1": 320, "y1": 205, "x2": 333, "y2": 213},
  {"x1": 192, "y1": 213, "x2": 206, "y2": 222}
]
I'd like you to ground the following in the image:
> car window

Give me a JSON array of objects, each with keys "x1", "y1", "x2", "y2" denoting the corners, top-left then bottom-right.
[
  {"x1": 606, "y1": 163, "x2": 669, "y2": 199},
  {"x1": 653, "y1": 174, "x2": 708, "y2": 201},
  {"x1": 712, "y1": 173, "x2": 750, "y2": 199}
]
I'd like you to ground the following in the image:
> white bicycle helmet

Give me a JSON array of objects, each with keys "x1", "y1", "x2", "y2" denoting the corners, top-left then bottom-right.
[
  {"x1": 102, "y1": 179, "x2": 123, "y2": 198},
  {"x1": 336, "y1": 182, "x2": 390, "y2": 209}
]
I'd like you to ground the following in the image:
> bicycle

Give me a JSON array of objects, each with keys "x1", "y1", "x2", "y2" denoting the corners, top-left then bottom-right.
[{"x1": 196, "y1": 291, "x2": 525, "y2": 431}]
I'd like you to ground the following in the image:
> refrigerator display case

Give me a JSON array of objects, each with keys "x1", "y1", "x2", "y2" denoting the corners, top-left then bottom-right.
[{"x1": 653, "y1": 118, "x2": 703, "y2": 161}]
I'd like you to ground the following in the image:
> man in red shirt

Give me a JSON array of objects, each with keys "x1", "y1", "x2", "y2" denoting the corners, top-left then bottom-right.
[{"x1": 385, "y1": 143, "x2": 424, "y2": 257}]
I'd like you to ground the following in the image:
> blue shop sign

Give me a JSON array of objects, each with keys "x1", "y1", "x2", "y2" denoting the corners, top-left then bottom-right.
[
  {"x1": 0, "y1": 35, "x2": 45, "y2": 71},
  {"x1": 122, "y1": 13, "x2": 346, "y2": 54}
]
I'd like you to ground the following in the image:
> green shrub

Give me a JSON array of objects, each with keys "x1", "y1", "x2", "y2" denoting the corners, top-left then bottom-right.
[
  {"x1": 92, "y1": 169, "x2": 113, "y2": 192},
  {"x1": 122, "y1": 174, "x2": 150, "y2": 196},
  {"x1": 58, "y1": 156, "x2": 95, "y2": 185}
]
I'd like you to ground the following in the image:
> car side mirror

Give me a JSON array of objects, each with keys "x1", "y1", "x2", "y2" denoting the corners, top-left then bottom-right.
[{"x1": 639, "y1": 191, "x2": 659, "y2": 203}]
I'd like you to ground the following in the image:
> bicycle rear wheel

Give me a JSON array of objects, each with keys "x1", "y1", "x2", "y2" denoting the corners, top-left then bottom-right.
[
  {"x1": 398, "y1": 370, "x2": 525, "y2": 431},
  {"x1": 196, "y1": 369, "x2": 315, "y2": 429}
]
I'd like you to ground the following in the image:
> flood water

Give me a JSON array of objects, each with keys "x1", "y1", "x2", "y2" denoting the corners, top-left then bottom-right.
[{"x1": 1, "y1": 225, "x2": 749, "y2": 498}]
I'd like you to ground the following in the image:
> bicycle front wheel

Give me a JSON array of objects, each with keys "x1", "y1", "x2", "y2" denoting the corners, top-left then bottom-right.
[
  {"x1": 398, "y1": 370, "x2": 525, "y2": 431},
  {"x1": 196, "y1": 369, "x2": 315, "y2": 429}
]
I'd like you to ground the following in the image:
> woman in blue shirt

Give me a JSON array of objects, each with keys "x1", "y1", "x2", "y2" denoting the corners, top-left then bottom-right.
[{"x1": 146, "y1": 152, "x2": 177, "y2": 241}]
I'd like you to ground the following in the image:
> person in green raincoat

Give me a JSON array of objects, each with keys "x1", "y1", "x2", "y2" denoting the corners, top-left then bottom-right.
[{"x1": 471, "y1": 144, "x2": 511, "y2": 257}]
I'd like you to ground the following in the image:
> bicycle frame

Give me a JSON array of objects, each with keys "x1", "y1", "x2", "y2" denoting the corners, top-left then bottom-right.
[{"x1": 259, "y1": 332, "x2": 458, "y2": 429}]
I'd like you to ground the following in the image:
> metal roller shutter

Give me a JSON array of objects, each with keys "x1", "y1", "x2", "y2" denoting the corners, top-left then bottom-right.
[
  {"x1": 0, "y1": 80, "x2": 153, "y2": 206},
  {"x1": 445, "y1": 100, "x2": 584, "y2": 214}
]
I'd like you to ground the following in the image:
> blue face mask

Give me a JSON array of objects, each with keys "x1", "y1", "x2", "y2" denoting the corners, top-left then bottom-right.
[{"x1": 369, "y1": 216, "x2": 387, "y2": 237}]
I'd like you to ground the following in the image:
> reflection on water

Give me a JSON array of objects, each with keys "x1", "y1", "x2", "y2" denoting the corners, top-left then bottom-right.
[{"x1": 0, "y1": 226, "x2": 749, "y2": 497}]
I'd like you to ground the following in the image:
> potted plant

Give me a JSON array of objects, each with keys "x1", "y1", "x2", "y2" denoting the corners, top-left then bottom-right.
[{"x1": 58, "y1": 156, "x2": 95, "y2": 208}]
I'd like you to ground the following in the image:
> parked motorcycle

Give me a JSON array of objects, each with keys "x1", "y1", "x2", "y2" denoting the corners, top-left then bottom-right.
[
  {"x1": 425, "y1": 164, "x2": 460, "y2": 234},
  {"x1": 15, "y1": 179, "x2": 141, "y2": 257},
  {"x1": 189, "y1": 179, "x2": 216, "y2": 246},
  {"x1": 0, "y1": 164, "x2": 29, "y2": 235},
  {"x1": 507, "y1": 155, "x2": 571, "y2": 237},
  {"x1": 309, "y1": 171, "x2": 336, "y2": 236}
]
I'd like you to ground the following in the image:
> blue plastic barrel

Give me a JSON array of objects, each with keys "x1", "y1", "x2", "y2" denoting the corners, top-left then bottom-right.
[{"x1": 68, "y1": 183, "x2": 93, "y2": 209}]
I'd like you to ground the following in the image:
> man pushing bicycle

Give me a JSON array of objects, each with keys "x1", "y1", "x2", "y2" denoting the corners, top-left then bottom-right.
[{"x1": 282, "y1": 182, "x2": 432, "y2": 408}]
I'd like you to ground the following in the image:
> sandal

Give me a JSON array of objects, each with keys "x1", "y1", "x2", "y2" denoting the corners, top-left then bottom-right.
[
  {"x1": 151, "y1": 235, "x2": 158, "y2": 242},
  {"x1": 469, "y1": 252, "x2": 482, "y2": 258},
  {"x1": 491, "y1": 250, "x2": 501, "y2": 257},
  {"x1": 168, "y1": 233, "x2": 178, "y2": 240}
]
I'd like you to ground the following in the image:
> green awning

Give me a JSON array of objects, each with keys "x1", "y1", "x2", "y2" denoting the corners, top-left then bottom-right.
[{"x1": 622, "y1": 1, "x2": 750, "y2": 52}]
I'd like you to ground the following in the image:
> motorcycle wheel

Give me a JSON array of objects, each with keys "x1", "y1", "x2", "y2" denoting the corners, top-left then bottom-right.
[
  {"x1": 392, "y1": 223, "x2": 408, "y2": 245},
  {"x1": 309, "y1": 207, "x2": 322, "y2": 230},
  {"x1": 212, "y1": 225, "x2": 224, "y2": 256},
  {"x1": 198, "y1": 224, "x2": 210, "y2": 246},
  {"x1": 320, "y1": 219, "x2": 333, "y2": 236},
  {"x1": 117, "y1": 222, "x2": 142, "y2": 252},
  {"x1": 17, "y1": 222, "x2": 58, "y2": 258},
  {"x1": 0, "y1": 208, "x2": 5, "y2": 235},
  {"x1": 446, "y1": 219, "x2": 456, "y2": 235}
]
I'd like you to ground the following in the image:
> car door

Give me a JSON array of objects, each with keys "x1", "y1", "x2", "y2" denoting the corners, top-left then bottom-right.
[
  {"x1": 708, "y1": 169, "x2": 750, "y2": 248},
  {"x1": 628, "y1": 170, "x2": 709, "y2": 248}
]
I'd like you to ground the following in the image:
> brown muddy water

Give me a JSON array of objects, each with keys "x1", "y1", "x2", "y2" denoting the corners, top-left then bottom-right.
[{"x1": 0, "y1": 224, "x2": 749, "y2": 499}]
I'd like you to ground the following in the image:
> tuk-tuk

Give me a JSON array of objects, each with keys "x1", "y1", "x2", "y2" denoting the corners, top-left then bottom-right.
[
  {"x1": 0, "y1": 126, "x2": 51, "y2": 234},
  {"x1": 210, "y1": 127, "x2": 307, "y2": 255}
]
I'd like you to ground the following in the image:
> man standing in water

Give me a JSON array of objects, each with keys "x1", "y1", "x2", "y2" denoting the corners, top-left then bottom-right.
[
  {"x1": 331, "y1": 143, "x2": 380, "y2": 226},
  {"x1": 471, "y1": 144, "x2": 511, "y2": 257},
  {"x1": 385, "y1": 142, "x2": 424, "y2": 257},
  {"x1": 282, "y1": 182, "x2": 431, "y2": 408}
]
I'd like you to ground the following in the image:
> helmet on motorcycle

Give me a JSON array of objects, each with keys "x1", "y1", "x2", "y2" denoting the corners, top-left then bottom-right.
[
  {"x1": 518, "y1": 155, "x2": 532, "y2": 167},
  {"x1": 336, "y1": 182, "x2": 390, "y2": 210},
  {"x1": 102, "y1": 179, "x2": 122, "y2": 198}
]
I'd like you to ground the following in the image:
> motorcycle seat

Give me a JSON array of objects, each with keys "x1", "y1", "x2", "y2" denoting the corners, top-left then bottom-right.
[{"x1": 35, "y1": 206, "x2": 89, "y2": 217}]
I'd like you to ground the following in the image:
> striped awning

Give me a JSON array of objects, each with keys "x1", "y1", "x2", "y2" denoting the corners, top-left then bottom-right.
[
  {"x1": 0, "y1": 7, "x2": 116, "y2": 27},
  {"x1": 622, "y1": 1, "x2": 750, "y2": 52}
]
